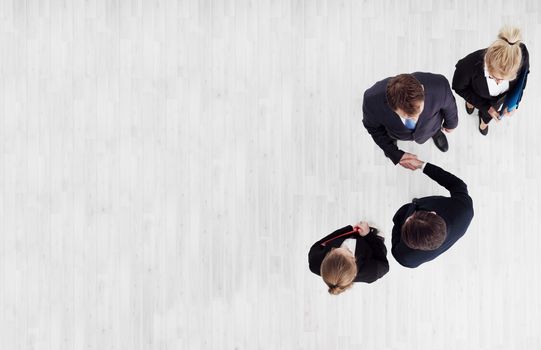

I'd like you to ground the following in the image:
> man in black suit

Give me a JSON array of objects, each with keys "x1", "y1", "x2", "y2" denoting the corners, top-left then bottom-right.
[
  {"x1": 362, "y1": 73, "x2": 458, "y2": 170},
  {"x1": 391, "y1": 162, "x2": 474, "y2": 268}
]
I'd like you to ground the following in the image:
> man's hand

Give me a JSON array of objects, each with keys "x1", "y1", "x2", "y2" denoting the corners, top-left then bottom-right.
[
  {"x1": 442, "y1": 127, "x2": 454, "y2": 133},
  {"x1": 399, "y1": 152, "x2": 421, "y2": 170},
  {"x1": 413, "y1": 159, "x2": 425, "y2": 169},
  {"x1": 502, "y1": 107, "x2": 516, "y2": 118},
  {"x1": 488, "y1": 106, "x2": 501, "y2": 122},
  {"x1": 353, "y1": 221, "x2": 370, "y2": 237}
]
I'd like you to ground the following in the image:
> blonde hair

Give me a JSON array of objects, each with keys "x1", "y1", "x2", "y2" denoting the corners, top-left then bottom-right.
[
  {"x1": 485, "y1": 26, "x2": 523, "y2": 80},
  {"x1": 320, "y1": 249, "x2": 357, "y2": 295}
]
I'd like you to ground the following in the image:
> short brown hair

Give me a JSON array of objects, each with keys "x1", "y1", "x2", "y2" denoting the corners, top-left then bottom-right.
[
  {"x1": 401, "y1": 211, "x2": 447, "y2": 250},
  {"x1": 386, "y1": 74, "x2": 424, "y2": 115},
  {"x1": 320, "y1": 249, "x2": 357, "y2": 295}
]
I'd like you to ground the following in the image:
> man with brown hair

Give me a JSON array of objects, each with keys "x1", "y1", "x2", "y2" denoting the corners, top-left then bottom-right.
[
  {"x1": 362, "y1": 73, "x2": 458, "y2": 170},
  {"x1": 391, "y1": 161, "x2": 474, "y2": 268}
]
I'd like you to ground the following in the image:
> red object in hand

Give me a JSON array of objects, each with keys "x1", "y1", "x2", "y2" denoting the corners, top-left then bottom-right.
[{"x1": 321, "y1": 229, "x2": 357, "y2": 246}]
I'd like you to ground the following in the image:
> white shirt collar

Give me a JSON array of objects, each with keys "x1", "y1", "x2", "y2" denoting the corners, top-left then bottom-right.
[
  {"x1": 340, "y1": 238, "x2": 356, "y2": 256},
  {"x1": 484, "y1": 64, "x2": 510, "y2": 97}
]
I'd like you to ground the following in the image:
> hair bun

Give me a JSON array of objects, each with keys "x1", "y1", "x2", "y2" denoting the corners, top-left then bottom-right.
[
  {"x1": 497, "y1": 26, "x2": 522, "y2": 46},
  {"x1": 502, "y1": 38, "x2": 518, "y2": 45},
  {"x1": 328, "y1": 285, "x2": 342, "y2": 295},
  {"x1": 485, "y1": 26, "x2": 523, "y2": 81}
]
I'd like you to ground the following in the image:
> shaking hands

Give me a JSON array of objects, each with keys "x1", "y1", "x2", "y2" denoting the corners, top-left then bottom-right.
[{"x1": 399, "y1": 152, "x2": 425, "y2": 171}]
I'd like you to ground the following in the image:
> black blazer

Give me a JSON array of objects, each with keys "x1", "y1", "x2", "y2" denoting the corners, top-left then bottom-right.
[
  {"x1": 309, "y1": 226, "x2": 389, "y2": 283},
  {"x1": 391, "y1": 163, "x2": 474, "y2": 268},
  {"x1": 452, "y1": 44, "x2": 530, "y2": 112},
  {"x1": 362, "y1": 72, "x2": 458, "y2": 165}
]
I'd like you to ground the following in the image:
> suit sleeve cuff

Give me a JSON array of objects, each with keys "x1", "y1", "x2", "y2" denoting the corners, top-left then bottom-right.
[
  {"x1": 392, "y1": 150, "x2": 405, "y2": 165},
  {"x1": 422, "y1": 162, "x2": 432, "y2": 173}
]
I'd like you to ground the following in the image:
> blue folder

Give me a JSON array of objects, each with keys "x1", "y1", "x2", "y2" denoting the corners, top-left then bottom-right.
[{"x1": 499, "y1": 67, "x2": 529, "y2": 118}]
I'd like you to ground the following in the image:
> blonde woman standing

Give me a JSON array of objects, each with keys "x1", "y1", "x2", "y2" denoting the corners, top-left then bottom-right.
[
  {"x1": 308, "y1": 222, "x2": 389, "y2": 295},
  {"x1": 452, "y1": 26, "x2": 530, "y2": 135}
]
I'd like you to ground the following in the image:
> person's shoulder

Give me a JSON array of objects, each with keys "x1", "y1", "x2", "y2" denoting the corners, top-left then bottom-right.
[
  {"x1": 362, "y1": 78, "x2": 389, "y2": 116},
  {"x1": 520, "y1": 43, "x2": 529, "y2": 55},
  {"x1": 458, "y1": 194, "x2": 474, "y2": 217},
  {"x1": 519, "y1": 43, "x2": 529, "y2": 65},
  {"x1": 414, "y1": 72, "x2": 451, "y2": 96},
  {"x1": 392, "y1": 203, "x2": 412, "y2": 223},
  {"x1": 390, "y1": 245, "x2": 419, "y2": 268},
  {"x1": 469, "y1": 48, "x2": 486, "y2": 58},
  {"x1": 454, "y1": 49, "x2": 485, "y2": 74},
  {"x1": 363, "y1": 77, "x2": 389, "y2": 100},
  {"x1": 460, "y1": 48, "x2": 486, "y2": 63},
  {"x1": 434, "y1": 73, "x2": 451, "y2": 86},
  {"x1": 445, "y1": 192, "x2": 474, "y2": 222},
  {"x1": 414, "y1": 72, "x2": 449, "y2": 87},
  {"x1": 308, "y1": 246, "x2": 324, "y2": 275}
]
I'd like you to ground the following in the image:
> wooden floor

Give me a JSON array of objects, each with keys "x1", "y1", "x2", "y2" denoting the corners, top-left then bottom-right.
[{"x1": 1, "y1": 0, "x2": 540, "y2": 349}]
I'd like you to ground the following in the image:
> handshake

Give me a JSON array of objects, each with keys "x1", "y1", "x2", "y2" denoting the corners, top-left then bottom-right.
[{"x1": 399, "y1": 152, "x2": 425, "y2": 170}]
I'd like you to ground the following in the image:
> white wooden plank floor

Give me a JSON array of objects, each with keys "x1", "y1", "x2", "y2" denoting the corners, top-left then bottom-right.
[{"x1": 1, "y1": 0, "x2": 540, "y2": 349}]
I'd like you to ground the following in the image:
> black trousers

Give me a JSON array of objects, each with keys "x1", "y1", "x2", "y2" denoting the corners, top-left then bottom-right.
[{"x1": 479, "y1": 95, "x2": 506, "y2": 124}]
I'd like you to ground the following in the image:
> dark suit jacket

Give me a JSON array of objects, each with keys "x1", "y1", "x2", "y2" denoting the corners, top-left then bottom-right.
[
  {"x1": 391, "y1": 163, "x2": 474, "y2": 268},
  {"x1": 362, "y1": 72, "x2": 458, "y2": 165},
  {"x1": 309, "y1": 226, "x2": 389, "y2": 283},
  {"x1": 452, "y1": 44, "x2": 530, "y2": 112}
]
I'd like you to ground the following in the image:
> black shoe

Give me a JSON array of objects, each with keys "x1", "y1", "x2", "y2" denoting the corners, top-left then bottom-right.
[
  {"x1": 465, "y1": 101, "x2": 475, "y2": 115},
  {"x1": 432, "y1": 130, "x2": 448, "y2": 152},
  {"x1": 478, "y1": 115, "x2": 488, "y2": 136}
]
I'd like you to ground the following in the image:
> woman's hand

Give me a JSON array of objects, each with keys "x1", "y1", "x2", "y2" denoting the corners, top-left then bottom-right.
[
  {"x1": 488, "y1": 106, "x2": 501, "y2": 122},
  {"x1": 503, "y1": 107, "x2": 516, "y2": 118},
  {"x1": 353, "y1": 221, "x2": 371, "y2": 236}
]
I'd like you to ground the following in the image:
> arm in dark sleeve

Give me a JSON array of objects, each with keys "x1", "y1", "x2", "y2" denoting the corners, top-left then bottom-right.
[
  {"x1": 423, "y1": 163, "x2": 472, "y2": 206},
  {"x1": 391, "y1": 221, "x2": 402, "y2": 250},
  {"x1": 391, "y1": 204, "x2": 409, "y2": 249},
  {"x1": 516, "y1": 44, "x2": 530, "y2": 106},
  {"x1": 520, "y1": 44, "x2": 530, "y2": 91},
  {"x1": 390, "y1": 212, "x2": 421, "y2": 269},
  {"x1": 355, "y1": 258, "x2": 389, "y2": 283},
  {"x1": 308, "y1": 225, "x2": 353, "y2": 275},
  {"x1": 375, "y1": 259, "x2": 390, "y2": 279},
  {"x1": 362, "y1": 229, "x2": 388, "y2": 261},
  {"x1": 308, "y1": 247, "x2": 325, "y2": 276},
  {"x1": 362, "y1": 103, "x2": 404, "y2": 164},
  {"x1": 362, "y1": 232, "x2": 389, "y2": 280},
  {"x1": 440, "y1": 77, "x2": 458, "y2": 129},
  {"x1": 452, "y1": 58, "x2": 492, "y2": 112}
]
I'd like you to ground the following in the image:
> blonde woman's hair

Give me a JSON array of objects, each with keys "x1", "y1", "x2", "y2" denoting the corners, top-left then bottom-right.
[
  {"x1": 485, "y1": 26, "x2": 523, "y2": 80},
  {"x1": 320, "y1": 249, "x2": 357, "y2": 295}
]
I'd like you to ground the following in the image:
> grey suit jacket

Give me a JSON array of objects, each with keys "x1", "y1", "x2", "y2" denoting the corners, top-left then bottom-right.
[{"x1": 362, "y1": 72, "x2": 458, "y2": 164}]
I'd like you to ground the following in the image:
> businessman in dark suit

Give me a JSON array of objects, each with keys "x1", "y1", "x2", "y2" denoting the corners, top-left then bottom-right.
[
  {"x1": 391, "y1": 162, "x2": 474, "y2": 268},
  {"x1": 362, "y1": 73, "x2": 458, "y2": 170}
]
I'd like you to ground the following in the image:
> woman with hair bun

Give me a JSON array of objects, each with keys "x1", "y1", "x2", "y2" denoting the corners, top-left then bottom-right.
[
  {"x1": 308, "y1": 222, "x2": 389, "y2": 295},
  {"x1": 452, "y1": 26, "x2": 530, "y2": 135}
]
